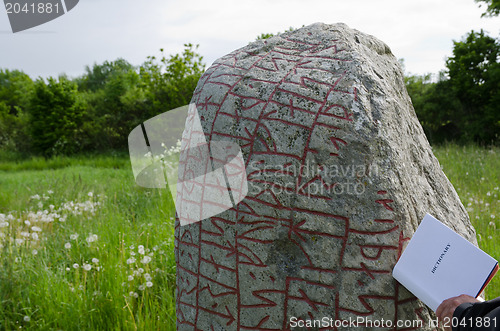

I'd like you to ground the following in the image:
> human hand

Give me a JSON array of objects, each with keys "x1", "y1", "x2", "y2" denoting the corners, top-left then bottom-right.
[{"x1": 436, "y1": 294, "x2": 480, "y2": 331}]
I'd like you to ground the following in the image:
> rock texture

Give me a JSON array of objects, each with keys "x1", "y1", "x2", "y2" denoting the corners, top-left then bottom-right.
[{"x1": 175, "y1": 23, "x2": 476, "y2": 330}]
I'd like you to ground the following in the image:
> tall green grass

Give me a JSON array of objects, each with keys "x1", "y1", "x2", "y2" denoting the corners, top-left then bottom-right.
[
  {"x1": 0, "y1": 144, "x2": 498, "y2": 329},
  {"x1": 433, "y1": 144, "x2": 500, "y2": 299},
  {"x1": 0, "y1": 156, "x2": 176, "y2": 330}
]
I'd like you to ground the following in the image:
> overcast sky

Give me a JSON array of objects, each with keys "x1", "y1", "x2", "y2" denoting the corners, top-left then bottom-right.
[{"x1": 0, "y1": 0, "x2": 498, "y2": 79}]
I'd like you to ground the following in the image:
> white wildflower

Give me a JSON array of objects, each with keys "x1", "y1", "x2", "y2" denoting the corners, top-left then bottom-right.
[
  {"x1": 141, "y1": 256, "x2": 152, "y2": 264},
  {"x1": 146, "y1": 281, "x2": 153, "y2": 288},
  {"x1": 138, "y1": 284, "x2": 145, "y2": 291},
  {"x1": 86, "y1": 234, "x2": 98, "y2": 243},
  {"x1": 92, "y1": 258, "x2": 99, "y2": 264},
  {"x1": 128, "y1": 275, "x2": 134, "y2": 281},
  {"x1": 138, "y1": 245, "x2": 145, "y2": 255},
  {"x1": 82, "y1": 263, "x2": 91, "y2": 271},
  {"x1": 64, "y1": 243, "x2": 71, "y2": 249},
  {"x1": 126, "y1": 257, "x2": 136, "y2": 264},
  {"x1": 70, "y1": 233, "x2": 79, "y2": 240},
  {"x1": 23, "y1": 316, "x2": 30, "y2": 322},
  {"x1": 73, "y1": 263, "x2": 79, "y2": 269}
]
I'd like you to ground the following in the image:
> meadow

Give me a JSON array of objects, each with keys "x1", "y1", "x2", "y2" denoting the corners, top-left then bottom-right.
[{"x1": 0, "y1": 144, "x2": 498, "y2": 330}]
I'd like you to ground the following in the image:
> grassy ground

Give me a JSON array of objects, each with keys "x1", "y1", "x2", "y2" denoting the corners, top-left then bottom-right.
[
  {"x1": 0, "y1": 156, "x2": 177, "y2": 330},
  {"x1": 0, "y1": 144, "x2": 498, "y2": 329},
  {"x1": 433, "y1": 144, "x2": 500, "y2": 300}
]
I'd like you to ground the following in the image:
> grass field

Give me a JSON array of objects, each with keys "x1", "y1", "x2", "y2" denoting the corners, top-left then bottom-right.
[
  {"x1": 0, "y1": 144, "x2": 498, "y2": 330},
  {"x1": 0, "y1": 154, "x2": 177, "y2": 330}
]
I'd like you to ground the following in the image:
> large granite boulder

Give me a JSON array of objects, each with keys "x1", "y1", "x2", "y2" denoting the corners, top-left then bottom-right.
[{"x1": 174, "y1": 22, "x2": 476, "y2": 330}]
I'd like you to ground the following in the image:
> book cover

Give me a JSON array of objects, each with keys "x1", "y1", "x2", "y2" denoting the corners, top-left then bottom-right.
[{"x1": 392, "y1": 213, "x2": 498, "y2": 312}]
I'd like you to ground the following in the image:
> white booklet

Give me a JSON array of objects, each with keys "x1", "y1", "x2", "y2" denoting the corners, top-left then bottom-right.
[{"x1": 392, "y1": 213, "x2": 498, "y2": 312}]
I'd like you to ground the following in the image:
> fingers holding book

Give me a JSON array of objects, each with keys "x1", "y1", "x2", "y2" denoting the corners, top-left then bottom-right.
[{"x1": 436, "y1": 294, "x2": 480, "y2": 330}]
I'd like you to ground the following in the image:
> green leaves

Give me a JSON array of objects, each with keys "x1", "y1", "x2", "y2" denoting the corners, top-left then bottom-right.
[
  {"x1": 407, "y1": 30, "x2": 500, "y2": 145},
  {"x1": 29, "y1": 77, "x2": 88, "y2": 156},
  {"x1": 475, "y1": 0, "x2": 500, "y2": 17}
]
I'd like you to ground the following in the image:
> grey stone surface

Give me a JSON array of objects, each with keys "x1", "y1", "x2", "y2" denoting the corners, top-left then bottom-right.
[{"x1": 175, "y1": 22, "x2": 476, "y2": 330}]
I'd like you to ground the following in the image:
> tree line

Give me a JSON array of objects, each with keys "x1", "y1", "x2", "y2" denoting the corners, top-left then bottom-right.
[
  {"x1": 0, "y1": 44, "x2": 205, "y2": 156},
  {"x1": 0, "y1": 29, "x2": 499, "y2": 157},
  {"x1": 404, "y1": 29, "x2": 499, "y2": 144}
]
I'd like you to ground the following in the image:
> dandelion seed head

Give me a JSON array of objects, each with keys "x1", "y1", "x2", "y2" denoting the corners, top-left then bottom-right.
[
  {"x1": 92, "y1": 258, "x2": 99, "y2": 264},
  {"x1": 64, "y1": 243, "x2": 71, "y2": 249},
  {"x1": 83, "y1": 263, "x2": 91, "y2": 271},
  {"x1": 73, "y1": 263, "x2": 79, "y2": 269},
  {"x1": 141, "y1": 256, "x2": 152, "y2": 264},
  {"x1": 23, "y1": 316, "x2": 30, "y2": 322},
  {"x1": 146, "y1": 281, "x2": 153, "y2": 288},
  {"x1": 86, "y1": 234, "x2": 98, "y2": 243},
  {"x1": 138, "y1": 284, "x2": 145, "y2": 291}
]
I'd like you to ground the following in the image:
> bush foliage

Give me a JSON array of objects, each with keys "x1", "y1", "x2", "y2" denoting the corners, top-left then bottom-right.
[
  {"x1": 0, "y1": 44, "x2": 205, "y2": 156},
  {"x1": 1, "y1": 31, "x2": 499, "y2": 156}
]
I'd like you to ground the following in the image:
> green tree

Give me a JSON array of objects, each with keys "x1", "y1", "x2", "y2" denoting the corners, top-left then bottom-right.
[
  {"x1": 446, "y1": 30, "x2": 500, "y2": 143},
  {"x1": 475, "y1": 0, "x2": 500, "y2": 16},
  {"x1": 30, "y1": 77, "x2": 87, "y2": 155},
  {"x1": 0, "y1": 69, "x2": 34, "y2": 152},
  {"x1": 78, "y1": 58, "x2": 135, "y2": 92},
  {"x1": 139, "y1": 43, "x2": 205, "y2": 117}
]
